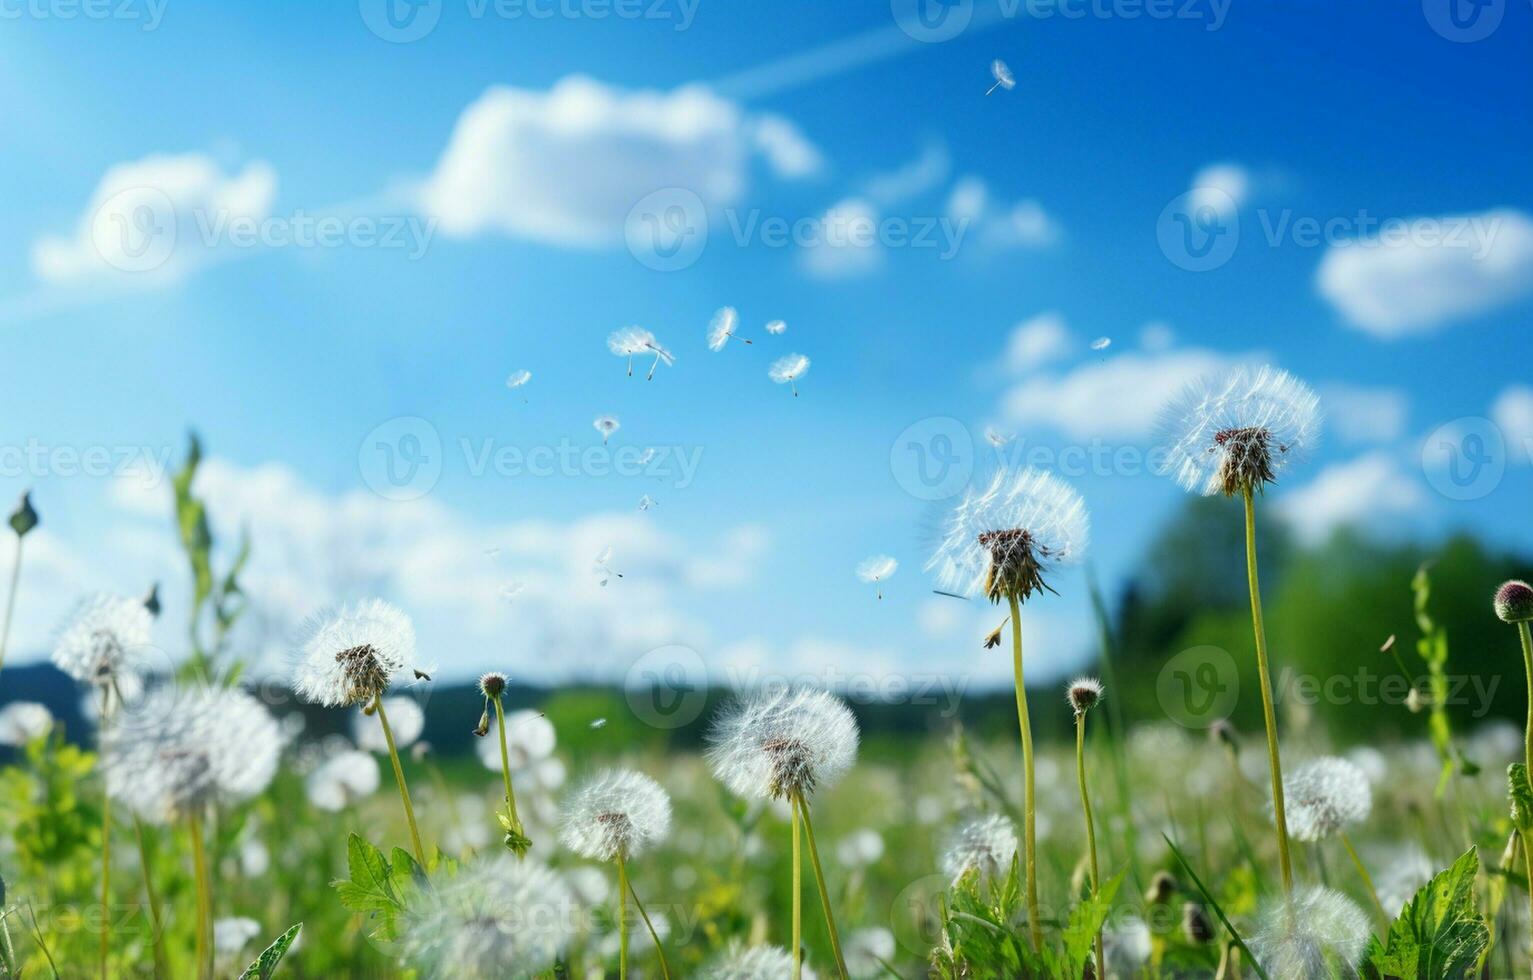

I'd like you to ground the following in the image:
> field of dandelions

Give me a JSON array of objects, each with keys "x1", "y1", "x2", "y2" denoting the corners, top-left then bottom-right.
[{"x1": 1, "y1": 362, "x2": 1531, "y2": 979}]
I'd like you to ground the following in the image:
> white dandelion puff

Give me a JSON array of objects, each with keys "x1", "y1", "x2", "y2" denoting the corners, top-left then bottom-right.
[
  {"x1": 399, "y1": 856, "x2": 578, "y2": 980},
  {"x1": 1103, "y1": 916, "x2": 1152, "y2": 975},
  {"x1": 765, "y1": 319, "x2": 787, "y2": 335},
  {"x1": 353, "y1": 696, "x2": 424, "y2": 753},
  {"x1": 52, "y1": 592, "x2": 153, "y2": 687},
  {"x1": 1157, "y1": 364, "x2": 1321, "y2": 497},
  {"x1": 940, "y1": 814, "x2": 1018, "y2": 882},
  {"x1": 0, "y1": 701, "x2": 53, "y2": 746},
  {"x1": 1375, "y1": 845, "x2": 1436, "y2": 917},
  {"x1": 700, "y1": 944, "x2": 815, "y2": 980},
  {"x1": 102, "y1": 686, "x2": 280, "y2": 823},
  {"x1": 1065, "y1": 676, "x2": 1104, "y2": 715},
  {"x1": 926, "y1": 467, "x2": 1089, "y2": 603},
  {"x1": 986, "y1": 58, "x2": 1016, "y2": 95},
  {"x1": 856, "y1": 555, "x2": 898, "y2": 600},
  {"x1": 706, "y1": 687, "x2": 858, "y2": 801},
  {"x1": 1090, "y1": 336, "x2": 1112, "y2": 351},
  {"x1": 1248, "y1": 885, "x2": 1370, "y2": 980},
  {"x1": 594, "y1": 415, "x2": 620, "y2": 444},
  {"x1": 708, "y1": 306, "x2": 751, "y2": 350},
  {"x1": 559, "y1": 769, "x2": 673, "y2": 862},
  {"x1": 305, "y1": 749, "x2": 381, "y2": 812},
  {"x1": 768, "y1": 353, "x2": 810, "y2": 397},
  {"x1": 505, "y1": 369, "x2": 531, "y2": 389},
  {"x1": 1278, "y1": 757, "x2": 1371, "y2": 842},
  {"x1": 292, "y1": 600, "x2": 421, "y2": 708}
]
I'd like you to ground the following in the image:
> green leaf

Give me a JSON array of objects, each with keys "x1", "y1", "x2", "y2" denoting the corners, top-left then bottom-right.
[
  {"x1": 1364, "y1": 848, "x2": 1488, "y2": 980},
  {"x1": 238, "y1": 923, "x2": 302, "y2": 980},
  {"x1": 1511, "y1": 765, "x2": 1533, "y2": 834},
  {"x1": 332, "y1": 833, "x2": 400, "y2": 915},
  {"x1": 1058, "y1": 869, "x2": 1124, "y2": 977}
]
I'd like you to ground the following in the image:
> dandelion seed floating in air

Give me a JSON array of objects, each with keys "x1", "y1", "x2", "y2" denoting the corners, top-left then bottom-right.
[
  {"x1": 505, "y1": 369, "x2": 531, "y2": 390},
  {"x1": 590, "y1": 718, "x2": 607, "y2": 729},
  {"x1": 593, "y1": 415, "x2": 620, "y2": 445},
  {"x1": 1090, "y1": 336, "x2": 1112, "y2": 351},
  {"x1": 856, "y1": 555, "x2": 898, "y2": 600},
  {"x1": 769, "y1": 353, "x2": 810, "y2": 397},
  {"x1": 986, "y1": 58, "x2": 1016, "y2": 95},
  {"x1": 638, "y1": 494, "x2": 657, "y2": 511},
  {"x1": 764, "y1": 319, "x2": 787, "y2": 335},
  {"x1": 708, "y1": 306, "x2": 751, "y2": 350},
  {"x1": 594, "y1": 547, "x2": 624, "y2": 586}
]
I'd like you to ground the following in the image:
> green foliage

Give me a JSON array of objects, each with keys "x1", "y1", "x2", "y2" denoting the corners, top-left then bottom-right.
[
  {"x1": 0, "y1": 733, "x2": 99, "y2": 887},
  {"x1": 1412, "y1": 564, "x2": 1478, "y2": 793},
  {"x1": 171, "y1": 431, "x2": 251, "y2": 676},
  {"x1": 238, "y1": 922, "x2": 303, "y2": 980},
  {"x1": 1510, "y1": 765, "x2": 1533, "y2": 833},
  {"x1": 1044, "y1": 869, "x2": 1124, "y2": 979},
  {"x1": 1163, "y1": 834, "x2": 1270, "y2": 980},
  {"x1": 332, "y1": 833, "x2": 421, "y2": 941},
  {"x1": 933, "y1": 858, "x2": 1036, "y2": 978},
  {"x1": 1364, "y1": 848, "x2": 1488, "y2": 980}
]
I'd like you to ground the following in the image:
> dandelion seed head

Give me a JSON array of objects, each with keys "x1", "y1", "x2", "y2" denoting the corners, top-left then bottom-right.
[
  {"x1": 700, "y1": 943, "x2": 815, "y2": 980},
  {"x1": 1280, "y1": 757, "x2": 1371, "y2": 842},
  {"x1": 856, "y1": 555, "x2": 898, "y2": 583},
  {"x1": 764, "y1": 319, "x2": 787, "y2": 335},
  {"x1": 559, "y1": 769, "x2": 672, "y2": 861},
  {"x1": 353, "y1": 696, "x2": 424, "y2": 753},
  {"x1": 292, "y1": 600, "x2": 419, "y2": 708},
  {"x1": 1158, "y1": 365, "x2": 1320, "y2": 496},
  {"x1": 1066, "y1": 676, "x2": 1104, "y2": 715},
  {"x1": 1249, "y1": 885, "x2": 1370, "y2": 980},
  {"x1": 768, "y1": 353, "x2": 810, "y2": 384},
  {"x1": 708, "y1": 306, "x2": 740, "y2": 351},
  {"x1": 836, "y1": 828, "x2": 885, "y2": 868},
  {"x1": 52, "y1": 592, "x2": 153, "y2": 686},
  {"x1": 706, "y1": 687, "x2": 858, "y2": 801},
  {"x1": 0, "y1": 701, "x2": 53, "y2": 746},
  {"x1": 925, "y1": 467, "x2": 1089, "y2": 603},
  {"x1": 399, "y1": 855, "x2": 577, "y2": 979},
  {"x1": 103, "y1": 686, "x2": 280, "y2": 823},
  {"x1": 305, "y1": 748, "x2": 381, "y2": 812},
  {"x1": 1495, "y1": 580, "x2": 1533, "y2": 623},
  {"x1": 476, "y1": 709, "x2": 556, "y2": 771},
  {"x1": 940, "y1": 814, "x2": 1018, "y2": 881},
  {"x1": 478, "y1": 672, "x2": 507, "y2": 698}
]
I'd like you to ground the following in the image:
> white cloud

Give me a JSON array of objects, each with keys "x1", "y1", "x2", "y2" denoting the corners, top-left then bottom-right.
[
  {"x1": 32, "y1": 153, "x2": 276, "y2": 286},
  {"x1": 418, "y1": 75, "x2": 818, "y2": 246},
  {"x1": 1315, "y1": 208, "x2": 1533, "y2": 337},
  {"x1": 798, "y1": 197, "x2": 884, "y2": 279},
  {"x1": 1493, "y1": 385, "x2": 1533, "y2": 463},
  {"x1": 1319, "y1": 384, "x2": 1409, "y2": 445},
  {"x1": 1275, "y1": 451, "x2": 1426, "y2": 544},
  {"x1": 861, "y1": 143, "x2": 950, "y2": 207},
  {"x1": 945, "y1": 176, "x2": 1059, "y2": 249},
  {"x1": 1001, "y1": 348, "x2": 1245, "y2": 440},
  {"x1": 1188, "y1": 162, "x2": 1249, "y2": 219},
  {"x1": 1139, "y1": 321, "x2": 1175, "y2": 352},
  {"x1": 1005, "y1": 312, "x2": 1072, "y2": 373}
]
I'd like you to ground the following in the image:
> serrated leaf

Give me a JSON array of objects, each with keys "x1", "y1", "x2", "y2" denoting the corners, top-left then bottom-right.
[
  {"x1": 332, "y1": 833, "x2": 400, "y2": 914},
  {"x1": 389, "y1": 846, "x2": 426, "y2": 895},
  {"x1": 1365, "y1": 848, "x2": 1487, "y2": 980},
  {"x1": 1059, "y1": 869, "x2": 1124, "y2": 977},
  {"x1": 238, "y1": 922, "x2": 302, "y2": 980}
]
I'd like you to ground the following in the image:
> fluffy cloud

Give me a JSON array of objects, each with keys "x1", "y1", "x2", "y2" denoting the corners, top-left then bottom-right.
[
  {"x1": 1274, "y1": 451, "x2": 1426, "y2": 544},
  {"x1": 1493, "y1": 385, "x2": 1533, "y2": 463},
  {"x1": 798, "y1": 198, "x2": 884, "y2": 280},
  {"x1": 1188, "y1": 162, "x2": 1250, "y2": 219},
  {"x1": 1315, "y1": 208, "x2": 1533, "y2": 337},
  {"x1": 1319, "y1": 384, "x2": 1409, "y2": 445},
  {"x1": 860, "y1": 143, "x2": 950, "y2": 207},
  {"x1": 946, "y1": 176, "x2": 1059, "y2": 249},
  {"x1": 32, "y1": 153, "x2": 275, "y2": 286},
  {"x1": 418, "y1": 75, "x2": 819, "y2": 246},
  {"x1": 1005, "y1": 312, "x2": 1072, "y2": 373}
]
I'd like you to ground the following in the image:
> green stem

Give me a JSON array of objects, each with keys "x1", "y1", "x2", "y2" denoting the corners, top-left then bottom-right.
[
  {"x1": 24, "y1": 901, "x2": 59, "y2": 980},
  {"x1": 625, "y1": 873, "x2": 672, "y2": 980},
  {"x1": 616, "y1": 855, "x2": 629, "y2": 980},
  {"x1": 795, "y1": 793, "x2": 849, "y2": 979},
  {"x1": 1519, "y1": 622, "x2": 1533, "y2": 775},
  {"x1": 792, "y1": 797, "x2": 802, "y2": 980},
  {"x1": 134, "y1": 817, "x2": 171, "y2": 979},
  {"x1": 1243, "y1": 487, "x2": 1294, "y2": 894},
  {"x1": 490, "y1": 696, "x2": 527, "y2": 852},
  {"x1": 188, "y1": 811, "x2": 213, "y2": 980},
  {"x1": 1339, "y1": 832, "x2": 1386, "y2": 922},
  {"x1": 1007, "y1": 593, "x2": 1043, "y2": 949},
  {"x1": 1076, "y1": 713, "x2": 1105, "y2": 980},
  {"x1": 0, "y1": 535, "x2": 22, "y2": 679},
  {"x1": 374, "y1": 696, "x2": 426, "y2": 865}
]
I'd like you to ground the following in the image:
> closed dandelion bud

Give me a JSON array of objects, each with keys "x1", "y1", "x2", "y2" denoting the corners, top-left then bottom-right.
[
  {"x1": 142, "y1": 582, "x2": 162, "y2": 618},
  {"x1": 1182, "y1": 902, "x2": 1214, "y2": 945},
  {"x1": 8, "y1": 491, "x2": 37, "y2": 537},
  {"x1": 1209, "y1": 719, "x2": 1238, "y2": 752},
  {"x1": 1509, "y1": 764, "x2": 1533, "y2": 834},
  {"x1": 473, "y1": 706, "x2": 490, "y2": 738},
  {"x1": 1066, "y1": 677, "x2": 1103, "y2": 715},
  {"x1": 1495, "y1": 580, "x2": 1533, "y2": 624},
  {"x1": 1145, "y1": 870, "x2": 1177, "y2": 905}
]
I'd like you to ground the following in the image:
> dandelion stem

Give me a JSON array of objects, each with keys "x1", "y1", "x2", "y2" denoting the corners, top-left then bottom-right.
[
  {"x1": 792, "y1": 798, "x2": 802, "y2": 980},
  {"x1": 490, "y1": 695, "x2": 527, "y2": 853},
  {"x1": 134, "y1": 817, "x2": 171, "y2": 980},
  {"x1": 616, "y1": 854, "x2": 629, "y2": 980},
  {"x1": 0, "y1": 532, "x2": 24, "y2": 679},
  {"x1": 1519, "y1": 621, "x2": 1533, "y2": 774},
  {"x1": 1242, "y1": 486, "x2": 1293, "y2": 894},
  {"x1": 1523, "y1": 831, "x2": 1533, "y2": 980},
  {"x1": 1075, "y1": 711, "x2": 1105, "y2": 980},
  {"x1": 1007, "y1": 592, "x2": 1044, "y2": 950},
  {"x1": 1338, "y1": 832, "x2": 1386, "y2": 922},
  {"x1": 625, "y1": 872, "x2": 672, "y2": 980},
  {"x1": 795, "y1": 792, "x2": 849, "y2": 979},
  {"x1": 373, "y1": 695, "x2": 426, "y2": 865},
  {"x1": 98, "y1": 686, "x2": 113, "y2": 980},
  {"x1": 187, "y1": 810, "x2": 213, "y2": 980}
]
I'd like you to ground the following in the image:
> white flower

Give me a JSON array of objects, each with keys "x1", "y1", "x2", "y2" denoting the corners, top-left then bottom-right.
[
  {"x1": 700, "y1": 944, "x2": 816, "y2": 980},
  {"x1": 292, "y1": 600, "x2": 421, "y2": 708},
  {"x1": 305, "y1": 749, "x2": 381, "y2": 812},
  {"x1": 768, "y1": 353, "x2": 810, "y2": 396},
  {"x1": 836, "y1": 828, "x2": 885, "y2": 868},
  {"x1": 559, "y1": 769, "x2": 672, "y2": 862},
  {"x1": 708, "y1": 306, "x2": 748, "y2": 351},
  {"x1": 940, "y1": 814, "x2": 1018, "y2": 881},
  {"x1": 52, "y1": 593, "x2": 153, "y2": 686},
  {"x1": 102, "y1": 686, "x2": 280, "y2": 822},
  {"x1": 1158, "y1": 364, "x2": 1321, "y2": 497},
  {"x1": 1279, "y1": 757, "x2": 1371, "y2": 842},
  {"x1": 353, "y1": 696, "x2": 424, "y2": 752},
  {"x1": 1248, "y1": 885, "x2": 1370, "y2": 980},
  {"x1": 399, "y1": 856, "x2": 578, "y2": 979},
  {"x1": 926, "y1": 467, "x2": 1089, "y2": 603},
  {"x1": 845, "y1": 927, "x2": 895, "y2": 979},
  {"x1": 0, "y1": 701, "x2": 53, "y2": 745},
  {"x1": 707, "y1": 688, "x2": 859, "y2": 801}
]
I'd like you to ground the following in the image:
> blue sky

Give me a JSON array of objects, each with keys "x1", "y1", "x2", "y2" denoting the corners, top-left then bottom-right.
[{"x1": 1, "y1": 0, "x2": 1530, "y2": 692}]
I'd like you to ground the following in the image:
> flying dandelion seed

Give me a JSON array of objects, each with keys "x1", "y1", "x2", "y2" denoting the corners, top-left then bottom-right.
[
  {"x1": 940, "y1": 814, "x2": 1019, "y2": 882},
  {"x1": 499, "y1": 581, "x2": 524, "y2": 602},
  {"x1": 1248, "y1": 885, "x2": 1369, "y2": 979},
  {"x1": 593, "y1": 415, "x2": 620, "y2": 444},
  {"x1": 1090, "y1": 337, "x2": 1112, "y2": 351},
  {"x1": 590, "y1": 718, "x2": 607, "y2": 729},
  {"x1": 1278, "y1": 757, "x2": 1371, "y2": 842},
  {"x1": 764, "y1": 319, "x2": 787, "y2": 335},
  {"x1": 984, "y1": 426, "x2": 1013, "y2": 450},
  {"x1": 986, "y1": 58, "x2": 1016, "y2": 95},
  {"x1": 768, "y1": 353, "x2": 810, "y2": 397},
  {"x1": 856, "y1": 555, "x2": 898, "y2": 600},
  {"x1": 638, "y1": 495, "x2": 657, "y2": 511},
  {"x1": 708, "y1": 306, "x2": 751, "y2": 350},
  {"x1": 637, "y1": 447, "x2": 656, "y2": 466},
  {"x1": 505, "y1": 369, "x2": 531, "y2": 389},
  {"x1": 607, "y1": 327, "x2": 655, "y2": 377},
  {"x1": 482, "y1": 546, "x2": 501, "y2": 558},
  {"x1": 594, "y1": 547, "x2": 624, "y2": 586}
]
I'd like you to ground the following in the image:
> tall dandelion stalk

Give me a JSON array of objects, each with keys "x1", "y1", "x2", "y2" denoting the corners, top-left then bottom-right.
[
  {"x1": 1068, "y1": 678, "x2": 1106, "y2": 980},
  {"x1": 560, "y1": 769, "x2": 673, "y2": 979},
  {"x1": 293, "y1": 600, "x2": 432, "y2": 864},
  {"x1": 707, "y1": 687, "x2": 859, "y2": 979},
  {"x1": 1160, "y1": 364, "x2": 1320, "y2": 894},
  {"x1": 0, "y1": 492, "x2": 38, "y2": 680},
  {"x1": 927, "y1": 466, "x2": 1089, "y2": 948},
  {"x1": 475, "y1": 672, "x2": 530, "y2": 856}
]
